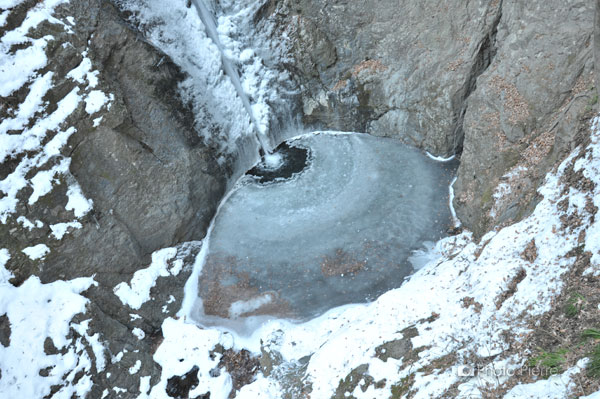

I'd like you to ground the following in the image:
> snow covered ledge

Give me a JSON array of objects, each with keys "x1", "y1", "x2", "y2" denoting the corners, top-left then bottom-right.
[{"x1": 144, "y1": 118, "x2": 600, "y2": 398}]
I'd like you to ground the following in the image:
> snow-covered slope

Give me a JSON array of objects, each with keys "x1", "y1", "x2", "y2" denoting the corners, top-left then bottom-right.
[{"x1": 0, "y1": 1, "x2": 110, "y2": 396}]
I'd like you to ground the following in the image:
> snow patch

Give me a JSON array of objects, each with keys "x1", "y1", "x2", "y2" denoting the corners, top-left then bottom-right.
[
  {"x1": 65, "y1": 184, "x2": 93, "y2": 218},
  {"x1": 150, "y1": 318, "x2": 232, "y2": 399},
  {"x1": 67, "y1": 54, "x2": 99, "y2": 88},
  {"x1": 84, "y1": 90, "x2": 111, "y2": 114},
  {"x1": 50, "y1": 221, "x2": 83, "y2": 240},
  {"x1": 28, "y1": 158, "x2": 70, "y2": 205},
  {"x1": 0, "y1": 275, "x2": 96, "y2": 398},
  {"x1": 132, "y1": 328, "x2": 145, "y2": 340},
  {"x1": 129, "y1": 360, "x2": 142, "y2": 375},
  {"x1": 17, "y1": 216, "x2": 36, "y2": 230},
  {"x1": 71, "y1": 319, "x2": 107, "y2": 372},
  {"x1": 130, "y1": 313, "x2": 142, "y2": 321},
  {"x1": 582, "y1": 391, "x2": 600, "y2": 399},
  {"x1": 113, "y1": 247, "x2": 179, "y2": 310},
  {"x1": 22, "y1": 243, "x2": 50, "y2": 260},
  {"x1": 503, "y1": 359, "x2": 588, "y2": 398},
  {"x1": 0, "y1": 10, "x2": 9, "y2": 27}
]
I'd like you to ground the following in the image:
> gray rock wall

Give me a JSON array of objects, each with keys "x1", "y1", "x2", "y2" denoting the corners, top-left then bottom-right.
[
  {"x1": 455, "y1": 0, "x2": 595, "y2": 235},
  {"x1": 269, "y1": 0, "x2": 503, "y2": 156},
  {"x1": 2, "y1": 0, "x2": 599, "y2": 396},
  {"x1": 269, "y1": 0, "x2": 596, "y2": 236}
]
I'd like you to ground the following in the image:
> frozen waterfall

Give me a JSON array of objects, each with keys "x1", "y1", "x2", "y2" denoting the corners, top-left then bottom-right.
[{"x1": 191, "y1": 0, "x2": 273, "y2": 155}]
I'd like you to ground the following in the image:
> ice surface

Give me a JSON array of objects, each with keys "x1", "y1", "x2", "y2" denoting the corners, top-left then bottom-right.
[{"x1": 194, "y1": 132, "x2": 455, "y2": 323}]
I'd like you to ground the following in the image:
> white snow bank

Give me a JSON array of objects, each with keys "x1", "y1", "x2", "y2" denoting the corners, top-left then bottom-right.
[{"x1": 149, "y1": 318, "x2": 232, "y2": 399}]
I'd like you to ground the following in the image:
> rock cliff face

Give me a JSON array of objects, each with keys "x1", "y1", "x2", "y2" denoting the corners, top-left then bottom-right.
[
  {"x1": 268, "y1": 0, "x2": 596, "y2": 236},
  {"x1": 455, "y1": 0, "x2": 595, "y2": 236},
  {"x1": 268, "y1": 0, "x2": 504, "y2": 156}
]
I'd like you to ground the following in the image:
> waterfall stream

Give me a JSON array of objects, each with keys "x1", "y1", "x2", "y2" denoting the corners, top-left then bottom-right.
[{"x1": 191, "y1": 0, "x2": 273, "y2": 155}]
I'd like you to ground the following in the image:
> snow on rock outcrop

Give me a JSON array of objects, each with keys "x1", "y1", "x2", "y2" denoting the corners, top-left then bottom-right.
[
  {"x1": 0, "y1": 1, "x2": 113, "y2": 397},
  {"x1": 503, "y1": 359, "x2": 589, "y2": 399},
  {"x1": 0, "y1": 0, "x2": 109, "y2": 240},
  {"x1": 0, "y1": 275, "x2": 102, "y2": 398},
  {"x1": 113, "y1": 247, "x2": 183, "y2": 310},
  {"x1": 146, "y1": 117, "x2": 600, "y2": 398}
]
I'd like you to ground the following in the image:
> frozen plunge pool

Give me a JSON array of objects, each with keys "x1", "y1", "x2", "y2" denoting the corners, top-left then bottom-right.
[{"x1": 194, "y1": 132, "x2": 456, "y2": 325}]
